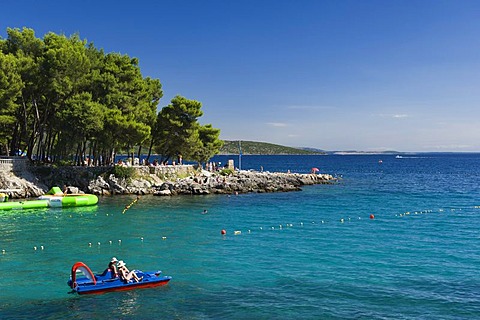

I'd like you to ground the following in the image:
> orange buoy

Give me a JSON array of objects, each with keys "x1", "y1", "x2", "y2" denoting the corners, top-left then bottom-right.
[
  {"x1": 370, "y1": 214, "x2": 375, "y2": 219},
  {"x1": 221, "y1": 229, "x2": 226, "y2": 235}
]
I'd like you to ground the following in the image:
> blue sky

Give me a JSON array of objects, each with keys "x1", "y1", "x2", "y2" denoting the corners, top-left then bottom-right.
[{"x1": 2, "y1": 0, "x2": 480, "y2": 152}]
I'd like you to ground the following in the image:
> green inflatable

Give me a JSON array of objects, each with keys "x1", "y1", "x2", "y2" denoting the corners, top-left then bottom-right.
[{"x1": 0, "y1": 187, "x2": 98, "y2": 211}]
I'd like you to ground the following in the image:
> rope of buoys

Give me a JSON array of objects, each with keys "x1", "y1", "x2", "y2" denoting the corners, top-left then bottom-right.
[{"x1": 122, "y1": 196, "x2": 140, "y2": 214}]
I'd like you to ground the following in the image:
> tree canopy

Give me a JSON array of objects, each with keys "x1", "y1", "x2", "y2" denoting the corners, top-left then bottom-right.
[
  {"x1": 0, "y1": 27, "x2": 222, "y2": 165},
  {"x1": 152, "y1": 96, "x2": 223, "y2": 165}
]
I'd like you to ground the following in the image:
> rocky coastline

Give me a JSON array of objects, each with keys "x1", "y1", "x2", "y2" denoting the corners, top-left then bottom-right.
[{"x1": 0, "y1": 162, "x2": 337, "y2": 198}]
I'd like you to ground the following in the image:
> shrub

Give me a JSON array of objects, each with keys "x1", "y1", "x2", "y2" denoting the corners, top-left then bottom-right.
[
  {"x1": 111, "y1": 166, "x2": 136, "y2": 180},
  {"x1": 219, "y1": 168, "x2": 234, "y2": 176}
]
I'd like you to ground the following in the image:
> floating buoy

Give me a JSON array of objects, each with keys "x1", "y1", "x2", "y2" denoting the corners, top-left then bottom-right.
[
  {"x1": 140, "y1": 237, "x2": 144, "y2": 242},
  {"x1": 162, "y1": 236, "x2": 167, "y2": 240},
  {"x1": 370, "y1": 214, "x2": 375, "y2": 219},
  {"x1": 340, "y1": 218, "x2": 344, "y2": 223},
  {"x1": 2, "y1": 249, "x2": 5, "y2": 254},
  {"x1": 88, "y1": 243, "x2": 92, "y2": 247},
  {"x1": 40, "y1": 245, "x2": 44, "y2": 250},
  {"x1": 221, "y1": 229, "x2": 226, "y2": 235},
  {"x1": 34, "y1": 246, "x2": 37, "y2": 251},
  {"x1": 234, "y1": 231, "x2": 241, "y2": 235}
]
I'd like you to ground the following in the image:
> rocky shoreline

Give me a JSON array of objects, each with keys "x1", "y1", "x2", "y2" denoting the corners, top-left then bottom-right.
[
  {"x1": 149, "y1": 170, "x2": 336, "y2": 196},
  {"x1": 0, "y1": 164, "x2": 337, "y2": 198}
]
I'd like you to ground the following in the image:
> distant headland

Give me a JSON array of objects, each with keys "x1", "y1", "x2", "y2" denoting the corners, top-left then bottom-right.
[{"x1": 219, "y1": 140, "x2": 401, "y2": 155}]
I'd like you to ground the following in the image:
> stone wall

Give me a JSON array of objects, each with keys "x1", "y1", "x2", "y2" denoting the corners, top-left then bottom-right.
[
  {"x1": 31, "y1": 164, "x2": 196, "y2": 190},
  {"x1": 0, "y1": 157, "x2": 28, "y2": 173}
]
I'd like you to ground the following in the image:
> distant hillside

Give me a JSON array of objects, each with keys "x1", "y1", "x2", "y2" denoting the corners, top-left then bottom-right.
[{"x1": 219, "y1": 140, "x2": 325, "y2": 155}]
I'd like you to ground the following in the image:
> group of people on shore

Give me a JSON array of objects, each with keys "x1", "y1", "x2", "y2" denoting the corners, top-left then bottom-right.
[
  {"x1": 116, "y1": 154, "x2": 184, "y2": 167},
  {"x1": 104, "y1": 257, "x2": 143, "y2": 282}
]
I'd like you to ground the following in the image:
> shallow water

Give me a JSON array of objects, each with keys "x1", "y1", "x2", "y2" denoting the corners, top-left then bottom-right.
[{"x1": 1, "y1": 154, "x2": 480, "y2": 319}]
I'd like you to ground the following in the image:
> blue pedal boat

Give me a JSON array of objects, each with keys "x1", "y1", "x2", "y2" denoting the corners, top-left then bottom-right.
[{"x1": 68, "y1": 261, "x2": 172, "y2": 295}]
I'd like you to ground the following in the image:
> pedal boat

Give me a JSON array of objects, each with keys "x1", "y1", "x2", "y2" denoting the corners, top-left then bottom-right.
[{"x1": 68, "y1": 261, "x2": 172, "y2": 295}]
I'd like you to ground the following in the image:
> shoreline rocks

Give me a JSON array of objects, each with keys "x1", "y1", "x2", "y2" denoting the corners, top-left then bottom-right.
[
  {"x1": 91, "y1": 169, "x2": 337, "y2": 196},
  {"x1": 0, "y1": 164, "x2": 337, "y2": 198}
]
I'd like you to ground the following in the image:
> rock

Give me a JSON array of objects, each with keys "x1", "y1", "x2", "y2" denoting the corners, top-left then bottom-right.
[{"x1": 154, "y1": 189, "x2": 172, "y2": 196}]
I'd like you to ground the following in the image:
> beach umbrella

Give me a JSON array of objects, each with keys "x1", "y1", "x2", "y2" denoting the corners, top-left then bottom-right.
[{"x1": 311, "y1": 167, "x2": 319, "y2": 173}]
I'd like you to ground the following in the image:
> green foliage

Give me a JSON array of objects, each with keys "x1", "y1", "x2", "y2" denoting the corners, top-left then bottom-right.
[
  {"x1": 0, "y1": 27, "x2": 221, "y2": 166},
  {"x1": 153, "y1": 96, "x2": 203, "y2": 160},
  {"x1": 0, "y1": 27, "x2": 165, "y2": 162},
  {"x1": 110, "y1": 165, "x2": 136, "y2": 180},
  {"x1": 152, "y1": 96, "x2": 223, "y2": 164},
  {"x1": 57, "y1": 159, "x2": 75, "y2": 166},
  {"x1": 219, "y1": 168, "x2": 234, "y2": 176},
  {"x1": 0, "y1": 52, "x2": 23, "y2": 154},
  {"x1": 190, "y1": 124, "x2": 223, "y2": 164}
]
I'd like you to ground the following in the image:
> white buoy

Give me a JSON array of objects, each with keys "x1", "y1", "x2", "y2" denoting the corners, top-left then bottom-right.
[
  {"x1": 109, "y1": 240, "x2": 112, "y2": 245},
  {"x1": 340, "y1": 218, "x2": 344, "y2": 223},
  {"x1": 40, "y1": 246, "x2": 44, "y2": 250},
  {"x1": 234, "y1": 231, "x2": 241, "y2": 235},
  {"x1": 162, "y1": 236, "x2": 166, "y2": 240},
  {"x1": 97, "y1": 242, "x2": 101, "y2": 246},
  {"x1": 2, "y1": 249, "x2": 5, "y2": 254},
  {"x1": 88, "y1": 242, "x2": 92, "y2": 247},
  {"x1": 141, "y1": 237, "x2": 144, "y2": 241},
  {"x1": 34, "y1": 246, "x2": 37, "y2": 251}
]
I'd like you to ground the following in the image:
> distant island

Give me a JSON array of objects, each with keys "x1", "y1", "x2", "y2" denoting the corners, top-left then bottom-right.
[
  {"x1": 219, "y1": 140, "x2": 326, "y2": 155},
  {"x1": 219, "y1": 140, "x2": 401, "y2": 155}
]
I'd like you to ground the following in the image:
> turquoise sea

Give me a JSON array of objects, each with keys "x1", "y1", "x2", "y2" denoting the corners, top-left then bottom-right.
[{"x1": 1, "y1": 154, "x2": 480, "y2": 319}]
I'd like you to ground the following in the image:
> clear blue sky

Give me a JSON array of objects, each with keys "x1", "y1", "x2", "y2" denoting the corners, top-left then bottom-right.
[{"x1": 2, "y1": 0, "x2": 480, "y2": 152}]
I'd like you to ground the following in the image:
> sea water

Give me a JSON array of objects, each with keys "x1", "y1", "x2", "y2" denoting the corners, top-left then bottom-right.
[{"x1": 1, "y1": 154, "x2": 480, "y2": 319}]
